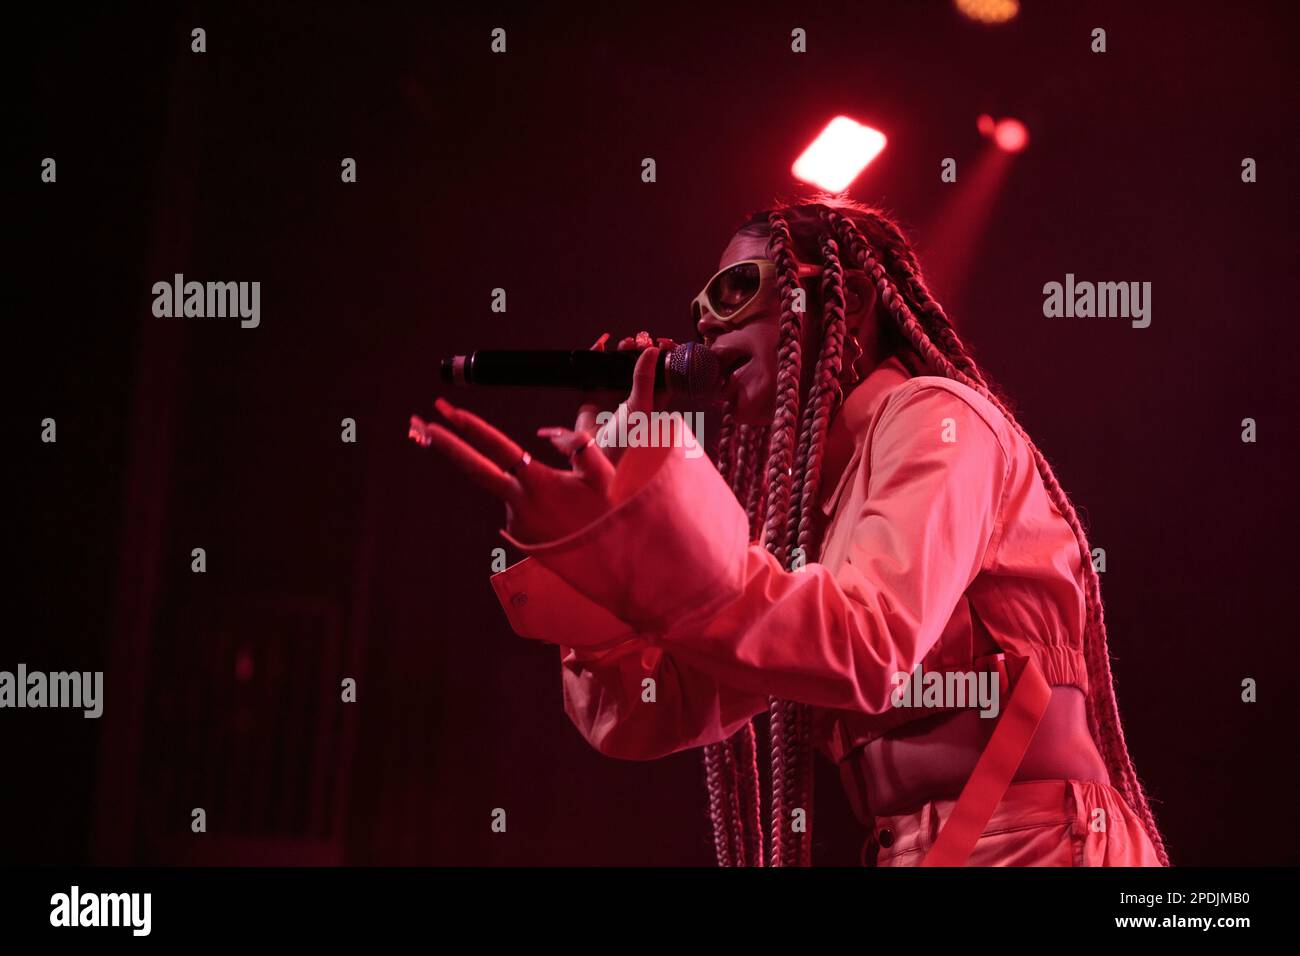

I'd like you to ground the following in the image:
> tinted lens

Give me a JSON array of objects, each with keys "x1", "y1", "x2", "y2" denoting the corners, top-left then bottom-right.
[{"x1": 707, "y1": 263, "x2": 761, "y2": 317}]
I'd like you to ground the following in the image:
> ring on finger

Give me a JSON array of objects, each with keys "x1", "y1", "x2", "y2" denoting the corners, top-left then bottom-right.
[
  {"x1": 569, "y1": 436, "x2": 597, "y2": 463},
  {"x1": 504, "y1": 451, "x2": 532, "y2": 475}
]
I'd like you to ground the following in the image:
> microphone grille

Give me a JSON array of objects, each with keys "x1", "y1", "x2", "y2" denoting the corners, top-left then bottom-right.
[{"x1": 666, "y1": 342, "x2": 721, "y2": 401}]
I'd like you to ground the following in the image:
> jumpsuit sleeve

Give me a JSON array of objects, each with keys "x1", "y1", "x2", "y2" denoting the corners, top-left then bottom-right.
[
  {"x1": 497, "y1": 384, "x2": 1011, "y2": 717},
  {"x1": 492, "y1": 555, "x2": 769, "y2": 760}
]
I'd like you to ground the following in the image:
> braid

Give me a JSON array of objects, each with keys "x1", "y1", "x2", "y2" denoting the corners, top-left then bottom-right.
[
  {"x1": 774, "y1": 231, "x2": 851, "y2": 866},
  {"x1": 883, "y1": 244, "x2": 988, "y2": 389},
  {"x1": 822, "y1": 206, "x2": 1170, "y2": 865},
  {"x1": 720, "y1": 732, "x2": 747, "y2": 865},
  {"x1": 715, "y1": 409, "x2": 737, "y2": 484},
  {"x1": 702, "y1": 741, "x2": 735, "y2": 866},
  {"x1": 743, "y1": 427, "x2": 771, "y2": 534},
  {"x1": 734, "y1": 718, "x2": 765, "y2": 867},
  {"x1": 738, "y1": 435, "x2": 770, "y2": 866},
  {"x1": 761, "y1": 213, "x2": 813, "y2": 865},
  {"x1": 703, "y1": 412, "x2": 742, "y2": 866},
  {"x1": 766, "y1": 698, "x2": 797, "y2": 865},
  {"x1": 734, "y1": 426, "x2": 757, "y2": 531},
  {"x1": 760, "y1": 212, "x2": 806, "y2": 570},
  {"x1": 794, "y1": 233, "x2": 848, "y2": 555},
  {"x1": 785, "y1": 400, "x2": 815, "y2": 554},
  {"x1": 702, "y1": 414, "x2": 770, "y2": 866}
]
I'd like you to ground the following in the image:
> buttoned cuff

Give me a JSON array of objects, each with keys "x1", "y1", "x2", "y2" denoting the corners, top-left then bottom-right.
[
  {"x1": 490, "y1": 556, "x2": 634, "y2": 650},
  {"x1": 497, "y1": 416, "x2": 749, "y2": 637}
]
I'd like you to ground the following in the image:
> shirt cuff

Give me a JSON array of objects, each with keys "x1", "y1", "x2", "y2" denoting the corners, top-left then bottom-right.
[
  {"x1": 490, "y1": 556, "x2": 634, "y2": 650},
  {"x1": 497, "y1": 417, "x2": 749, "y2": 636}
]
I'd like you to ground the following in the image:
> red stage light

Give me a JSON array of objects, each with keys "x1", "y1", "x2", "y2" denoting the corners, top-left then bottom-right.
[
  {"x1": 792, "y1": 117, "x2": 887, "y2": 192},
  {"x1": 993, "y1": 118, "x2": 1029, "y2": 153},
  {"x1": 977, "y1": 113, "x2": 996, "y2": 137}
]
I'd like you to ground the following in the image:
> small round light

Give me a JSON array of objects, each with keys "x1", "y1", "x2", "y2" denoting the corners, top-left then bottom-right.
[
  {"x1": 954, "y1": 0, "x2": 1020, "y2": 24},
  {"x1": 993, "y1": 118, "x2": 1029, "y2": 153}
]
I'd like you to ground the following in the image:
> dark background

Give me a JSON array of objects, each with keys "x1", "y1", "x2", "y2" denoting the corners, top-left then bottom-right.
[{"x1": 10, "y1": 0, "x2": 1298, "y2": 865}]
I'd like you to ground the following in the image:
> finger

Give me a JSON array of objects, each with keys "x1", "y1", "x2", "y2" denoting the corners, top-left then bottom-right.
[
  {"x1": 537, "y1": 426, "x2": 587, "y2": 456},
  {"x1": 574, "y1": 403, "x2": 599, "y2": 435},
  {"x1": 434, "y1": 397, "x2": 528, "y2": 474},
  {"x1": 568, "y1": 429, "x2": 615, "y2": 491},
  {"x1": 413, "y1": 417, "x2": 520, "y2": 500},
  {"x1": 594, "y1": 403, "x2": 623, "y2": 456},
  {"x1": 409, "y1": 415, "x2": 433, "y2": 447},
  {"x1": 633, "y1": 330, "x2": 653, "y2": 349},
  {"x1": 628, "y1": 346, "x2": 660, "y2": 413},
  {"x1": 538, "y1": 427, "x2": 614, "y2": 492},
  {"x1": 616, "y1": 336, "x2": 637, "y2": 350},
  {"x1": 590, "y1": 332, "x2": 610, "y2": 352},
  {"x1": 565, "y1": 407, "x2": 623, "y2": 464}
]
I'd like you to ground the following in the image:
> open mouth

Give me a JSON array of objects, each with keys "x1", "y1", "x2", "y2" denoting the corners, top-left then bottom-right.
[{"x1": 713, "y1": 347, "x2": 753, "y2": 386}]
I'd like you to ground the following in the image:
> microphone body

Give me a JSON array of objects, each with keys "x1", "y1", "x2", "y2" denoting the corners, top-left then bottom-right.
[{"x1": 440, "y1": 343, "x2": 721, "y2": 401}]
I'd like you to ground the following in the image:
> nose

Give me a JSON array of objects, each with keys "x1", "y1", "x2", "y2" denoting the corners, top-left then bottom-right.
[{"x1": 695, "y1": 304, "x2": 729, "y2": 342}]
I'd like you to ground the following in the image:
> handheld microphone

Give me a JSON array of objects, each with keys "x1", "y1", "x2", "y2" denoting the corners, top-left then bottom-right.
[{"x1": 440, "y1": 343, "x2": 722, "y2": 401}]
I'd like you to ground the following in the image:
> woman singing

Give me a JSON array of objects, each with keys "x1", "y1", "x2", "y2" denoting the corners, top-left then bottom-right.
[{"x1": 411, "y1": 197, "x2": 1168, "y2": 867}]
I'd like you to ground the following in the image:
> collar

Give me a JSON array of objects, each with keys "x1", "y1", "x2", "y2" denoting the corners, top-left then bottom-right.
[{"x1": 818, "y1": 353, "x2": 917, "y2": 515}]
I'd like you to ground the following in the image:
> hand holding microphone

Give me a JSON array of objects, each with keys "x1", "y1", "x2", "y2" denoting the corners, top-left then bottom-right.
[
  {"x1": 551, "y1": 335, "x2": 663, "y2": 469},
  {"x1": 412, "y1": 332, "x2": 707, "y2": 544}
]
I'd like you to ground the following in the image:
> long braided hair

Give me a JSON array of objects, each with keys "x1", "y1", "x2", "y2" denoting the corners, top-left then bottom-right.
[{"x1": 701, "y1": 197, "x2": 1169, "y2": 867}]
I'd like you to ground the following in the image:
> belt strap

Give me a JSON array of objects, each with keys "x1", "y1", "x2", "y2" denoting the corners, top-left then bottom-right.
[{"x1": 920, "y1": 654, "x2": 1051, "y2": 867}]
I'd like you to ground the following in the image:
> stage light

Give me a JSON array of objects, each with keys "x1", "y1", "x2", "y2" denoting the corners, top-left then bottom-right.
[
  {"x1": 977, "y1": 113, "x2": 996, "y2": 137},
  {"x1": 954, "y1": 0, "x2": 1019, "y2": 24},
  {"x1": 993, "y1": 117, "x2": 1029, "y2": 152},
  {"x1": 792, "y1": 116, "x2": 887, "y2": 192}
]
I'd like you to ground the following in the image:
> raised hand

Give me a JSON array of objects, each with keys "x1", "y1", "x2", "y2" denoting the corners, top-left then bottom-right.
[{"x1": 410, "y1": 398, "x2": 614, "y2": 546}]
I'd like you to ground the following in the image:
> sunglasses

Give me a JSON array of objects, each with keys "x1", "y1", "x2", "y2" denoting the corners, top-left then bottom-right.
[{"x1": 691, "y1": 258, "x2": 855, "y2": 329}]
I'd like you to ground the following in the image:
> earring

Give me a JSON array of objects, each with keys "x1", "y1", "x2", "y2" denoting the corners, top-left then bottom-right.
[
  {"x1": 839, "y1": 329, "x2": 864, "y2": 387},
  {"x1": 826, "y1": 375, "x2": 844, "y2": 412}
]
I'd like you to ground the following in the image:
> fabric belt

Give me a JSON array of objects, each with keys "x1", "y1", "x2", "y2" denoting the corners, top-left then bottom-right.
[
  {"x1": 844, "y1": 653, "x2": 1053, "y2": 867},
  {"x1": 921, "y1": 653, "x2": 1050, "y2": 865}
]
